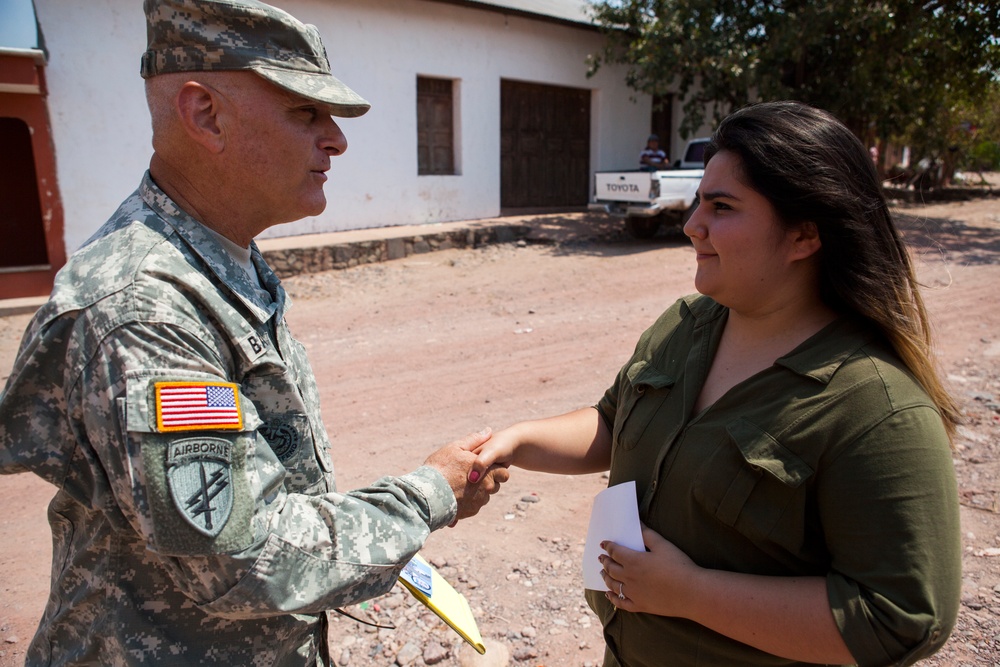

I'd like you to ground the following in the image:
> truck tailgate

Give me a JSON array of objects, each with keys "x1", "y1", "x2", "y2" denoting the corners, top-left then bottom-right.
[
  {"x1": 655, "y1": 169, "x2": 703, "y2": 200},
  {"x1": 593, "y1": 172, "x2": 653, "y2": 203}
]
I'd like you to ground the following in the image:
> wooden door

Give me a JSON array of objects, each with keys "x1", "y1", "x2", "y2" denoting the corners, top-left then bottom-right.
[
  {"x1": 651, "y1": 94, "x2": 674, "y2": 158},
  {"x1": 500, "y1": 80, "x2": 590, "y2": 209}
]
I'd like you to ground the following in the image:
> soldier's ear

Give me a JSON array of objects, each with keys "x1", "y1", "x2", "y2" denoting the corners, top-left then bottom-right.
[{"x1": 175, "y1": 81, "x2": 226, "y2": 154}]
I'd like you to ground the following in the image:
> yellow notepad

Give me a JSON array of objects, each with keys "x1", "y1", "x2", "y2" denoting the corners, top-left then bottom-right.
[{"x1": 398, "y1": 553, "x2": 486, "y2": 654}]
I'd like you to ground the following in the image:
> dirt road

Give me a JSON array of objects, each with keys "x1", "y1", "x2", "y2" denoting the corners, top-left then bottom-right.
[{"x1": 1, "y1": 194, "x2": 998, "y2": 666}]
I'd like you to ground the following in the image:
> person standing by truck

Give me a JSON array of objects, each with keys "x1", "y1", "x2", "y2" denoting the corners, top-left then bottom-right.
[{"x1": 639, "y1": 133, "x2": 668, "y2": 171}]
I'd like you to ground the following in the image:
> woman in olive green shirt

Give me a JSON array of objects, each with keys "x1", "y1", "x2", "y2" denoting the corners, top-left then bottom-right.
[{"x1": 470, "y1": 101, "x2": 961, "y2": 666}]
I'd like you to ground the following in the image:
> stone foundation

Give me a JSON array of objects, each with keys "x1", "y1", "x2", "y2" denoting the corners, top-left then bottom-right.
[{"x1": 261, "y1": 224, "x2": 531, "y2": 279}]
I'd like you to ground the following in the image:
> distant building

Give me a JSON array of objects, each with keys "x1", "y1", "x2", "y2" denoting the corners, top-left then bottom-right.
[{"x1": 1, "y1": 0, "x2": 698, "y2": 298}]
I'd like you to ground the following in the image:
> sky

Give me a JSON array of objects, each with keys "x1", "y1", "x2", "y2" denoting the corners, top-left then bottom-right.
[{"x1": 0, "y1": 0, "x2": 42, "y2": 50}]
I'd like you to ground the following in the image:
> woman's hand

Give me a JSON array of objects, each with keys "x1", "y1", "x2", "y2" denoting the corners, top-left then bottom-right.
[
  {"x1": 468, "y1": 408, "x2": 612, "y2": 483},
  {"x1": 467, "y1": 426, "x2": 518, "y2": 483},
  {"x1": 599, "y1": 524, "x2": 699, "y2": 617},
  {"x1": 598, "y1": 524, "x2": 855, "y2": 663}
]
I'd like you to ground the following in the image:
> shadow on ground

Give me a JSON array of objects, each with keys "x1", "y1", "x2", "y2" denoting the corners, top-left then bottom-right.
[
  {"x1": 895, "y1": 209, "x2": 1000, "y2": 267},
  {"x1": 516, "y1": 212, "x2": 691, "y2": 258}
]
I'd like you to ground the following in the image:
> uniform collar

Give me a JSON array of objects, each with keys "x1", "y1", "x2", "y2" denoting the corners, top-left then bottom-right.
[{"x1": 139, "y1": 172, "x2": 286, "y2": 324}]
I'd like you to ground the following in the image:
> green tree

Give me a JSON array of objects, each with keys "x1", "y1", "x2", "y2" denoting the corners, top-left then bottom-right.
[
  {"x1": 901, "y1": 80, "x2": 1000, "y2": 185},
  {"x1": 588, "y1": 0, "x2": 1000, "y2": 151}
]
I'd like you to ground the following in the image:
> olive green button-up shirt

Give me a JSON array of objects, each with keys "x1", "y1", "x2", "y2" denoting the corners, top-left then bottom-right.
[{"x1": 589, "y1": 295, "x2": 960, "y2": 667}]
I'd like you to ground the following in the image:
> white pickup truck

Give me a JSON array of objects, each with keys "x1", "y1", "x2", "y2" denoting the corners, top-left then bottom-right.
[{"x1": 588, "y1": 138, "x2": 709, "y2": 238}]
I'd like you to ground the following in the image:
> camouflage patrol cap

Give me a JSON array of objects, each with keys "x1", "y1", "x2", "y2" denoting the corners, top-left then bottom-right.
[{"x1": 140, "y1": 0, "x2": 370, "y2": 118}]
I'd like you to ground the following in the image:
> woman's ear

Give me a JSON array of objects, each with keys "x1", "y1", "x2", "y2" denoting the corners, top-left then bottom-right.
[
  {"x1": 788, "y1": 221, "x2": 822, "y2": 261},
  {"x1": 175, "y1": 81, "x2": 225, "y2": 153}
]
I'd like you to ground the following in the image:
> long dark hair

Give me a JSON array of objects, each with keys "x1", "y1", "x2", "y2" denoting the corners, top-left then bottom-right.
[{"x1": 705, "y1": 100, "x2": 959, "y2": 436}]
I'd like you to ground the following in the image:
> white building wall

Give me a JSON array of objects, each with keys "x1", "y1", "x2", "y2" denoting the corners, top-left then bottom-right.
[{"x1": 33, "y1": 0, "x2": 653, "y2": 255}]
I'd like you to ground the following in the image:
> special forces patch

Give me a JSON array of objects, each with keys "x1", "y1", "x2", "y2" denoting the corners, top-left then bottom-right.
[{"x1": 167, "y1": 437, "x2": 235, "y2": 537}]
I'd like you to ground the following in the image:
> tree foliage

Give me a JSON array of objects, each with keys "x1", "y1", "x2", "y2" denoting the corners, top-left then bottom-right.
[
  {"x1": 903, "y1": 79, "x2": 1000, "y2": 183},
  {"x1": 587, "y1": 0, "x2": 1000, "y2": 153}
]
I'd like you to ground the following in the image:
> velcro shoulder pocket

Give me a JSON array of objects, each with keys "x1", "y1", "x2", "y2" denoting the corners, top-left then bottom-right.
[
  {"x1": 125, "y1": 372, "x2": 259, "y2": 556},
  {"x1": 126, "y1": 374, "x2": 261, "y2": 435}
]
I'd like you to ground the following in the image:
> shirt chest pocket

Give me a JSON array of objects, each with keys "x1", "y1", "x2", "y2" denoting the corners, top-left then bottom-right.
[
  {"x1": 691, "y1": 418, "x2": 814, "y2": 544},
  {"x1": 613, "y1": 360, "x2": 676, "y2": 452},
  {"x1": 241, "y1": 370, "x2": 333, "y2": 495}
]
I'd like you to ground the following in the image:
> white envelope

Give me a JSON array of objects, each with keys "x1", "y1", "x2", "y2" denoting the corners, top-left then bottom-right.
[{"x1": 582, "y1": 480, "x2": 645, "y2": 590}]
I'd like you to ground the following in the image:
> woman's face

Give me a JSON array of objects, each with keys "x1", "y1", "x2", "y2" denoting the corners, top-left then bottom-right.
[{"x1": 683, "y1": 150, "x2": 809, "y2": 313}]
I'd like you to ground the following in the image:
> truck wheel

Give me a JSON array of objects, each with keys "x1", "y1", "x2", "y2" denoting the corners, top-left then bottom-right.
[{"x1": 625, "y1": 216, "x2": 661, "y2": 239}]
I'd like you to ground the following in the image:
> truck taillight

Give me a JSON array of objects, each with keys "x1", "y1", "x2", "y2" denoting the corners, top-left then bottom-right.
[{"x1": 650, "y1": 180, "x2": 660, "y2": 198}]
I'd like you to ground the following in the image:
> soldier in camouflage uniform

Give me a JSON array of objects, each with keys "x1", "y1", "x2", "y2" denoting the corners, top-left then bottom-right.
[{"x1": 0, "y1": 0, "x2": 508, "y2": 664}]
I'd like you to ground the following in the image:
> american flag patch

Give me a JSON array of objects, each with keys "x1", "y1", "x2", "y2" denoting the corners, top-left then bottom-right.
[{"x1": 154, "y1": 381, "x2": 243, "y2": 432}]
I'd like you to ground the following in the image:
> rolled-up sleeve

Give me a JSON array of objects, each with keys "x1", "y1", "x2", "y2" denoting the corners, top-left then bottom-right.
[{"x1": 821, "y1": 406, "x2": 961, "y2": 666}]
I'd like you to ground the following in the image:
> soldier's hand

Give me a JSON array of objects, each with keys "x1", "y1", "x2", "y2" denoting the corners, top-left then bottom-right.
[{"x1": 424, "y1": 429, "x2": 510, "y2": 524}]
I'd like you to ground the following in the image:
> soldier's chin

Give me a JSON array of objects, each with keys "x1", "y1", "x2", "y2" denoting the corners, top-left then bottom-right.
[{"x1": 297, "y1": 194, "x2": 328, "y2": 221}]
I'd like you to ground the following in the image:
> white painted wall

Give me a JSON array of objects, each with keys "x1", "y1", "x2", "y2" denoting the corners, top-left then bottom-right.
[{"x1": 33, "y1": 0, "x2": 654, "y2": 255}]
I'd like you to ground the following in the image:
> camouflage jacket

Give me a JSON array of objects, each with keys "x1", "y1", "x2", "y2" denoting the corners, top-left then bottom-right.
[{"x1": 0, "y1": 173, "x2": 457, "y2": 666}]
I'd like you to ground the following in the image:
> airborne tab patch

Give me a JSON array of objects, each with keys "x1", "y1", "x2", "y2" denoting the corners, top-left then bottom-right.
[
  {"x1": 167, "y1": 437, "x2": 235, "y2": 537},
  {"x1": 154, "y1": 381, "x2": 243, "y2": 432}
]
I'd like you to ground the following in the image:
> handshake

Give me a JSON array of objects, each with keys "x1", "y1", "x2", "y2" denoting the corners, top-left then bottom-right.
[{"x1": 423, "y1": 427, "x2": 510, "y2": 524}]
